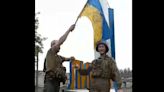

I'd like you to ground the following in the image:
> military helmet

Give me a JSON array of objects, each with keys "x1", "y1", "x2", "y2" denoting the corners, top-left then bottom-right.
[{"x1": 96, "y1": 41, "x2": 109, "y2": 53}]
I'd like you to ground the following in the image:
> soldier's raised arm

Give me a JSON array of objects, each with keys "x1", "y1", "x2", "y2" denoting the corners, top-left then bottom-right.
[{"x1": 52, "y1": 24, "x2": 75, "y2": 52}]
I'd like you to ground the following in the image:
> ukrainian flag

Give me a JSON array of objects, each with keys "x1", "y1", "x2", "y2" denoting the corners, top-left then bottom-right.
[
  {"x1": 67, "y1": 0, "x2": 118, "y2": 90},
  {"x1": 79, "y1": 0, "x2": 115, "y2": 59}
]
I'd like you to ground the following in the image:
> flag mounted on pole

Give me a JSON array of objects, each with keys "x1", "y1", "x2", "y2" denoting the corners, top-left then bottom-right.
[
  {"x1": 75, "y1": 0, "x2": 119, "y2": 91},
  {"x1": 69, "y1": 0, "x2": 119, "y2": 91},
  {"x1": 75, "y1": 0, "x2": 115, "y2": 59}
]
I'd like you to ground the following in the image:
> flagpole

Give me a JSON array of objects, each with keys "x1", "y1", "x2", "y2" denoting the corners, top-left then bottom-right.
[{"x1": 74, "y1": 0, "x2": 88, "y2": 25}]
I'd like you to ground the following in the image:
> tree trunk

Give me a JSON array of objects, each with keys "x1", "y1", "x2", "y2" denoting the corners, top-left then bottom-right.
[{"x1": 36, "y1": 51, "x2": 39, "y2": 91}]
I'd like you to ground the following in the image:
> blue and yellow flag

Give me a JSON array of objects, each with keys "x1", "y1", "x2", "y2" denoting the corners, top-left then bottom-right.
[
  {"x1": 67, "y1": 0, "x2": 117, "y2": 90},
  {"x1": 79, "y1": 0, "x2": 115, "y2": 59}
]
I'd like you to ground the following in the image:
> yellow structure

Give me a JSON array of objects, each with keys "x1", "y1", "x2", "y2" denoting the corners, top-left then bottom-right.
[{"x1": 67, "y1": 60, "x2": 92, "y2": 89}]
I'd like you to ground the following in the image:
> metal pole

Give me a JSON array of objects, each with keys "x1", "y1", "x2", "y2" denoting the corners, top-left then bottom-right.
[{"x1": 74, "y1": 0, "x2": 88, "y2": 25}]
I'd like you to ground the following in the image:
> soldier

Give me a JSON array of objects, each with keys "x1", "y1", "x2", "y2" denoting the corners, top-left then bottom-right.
[
  {"x1": 75, "y1": 41, "x2": 122, "y2": 92},
  {"x1": 44, "y1": 24, "x2": 75, "y2": 92}
]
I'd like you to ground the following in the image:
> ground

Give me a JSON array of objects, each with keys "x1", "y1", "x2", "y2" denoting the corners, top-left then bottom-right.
[{"x1": 35, "y1": 83, "x2": 132, "y2": 92}]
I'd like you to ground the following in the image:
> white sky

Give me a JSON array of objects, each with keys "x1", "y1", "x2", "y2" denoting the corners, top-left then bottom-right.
[{"x1": 35, "y1": 0, "x2": 132, "y2": 72}]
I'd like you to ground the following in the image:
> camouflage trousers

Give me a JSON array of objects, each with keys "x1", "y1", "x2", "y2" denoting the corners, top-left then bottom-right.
[
  {"x1": 44, "y1": 78, "x2": 60, "y2": 92},
  {"x1": 89, "y1": 78, "x2": 111, "y2": 92}
]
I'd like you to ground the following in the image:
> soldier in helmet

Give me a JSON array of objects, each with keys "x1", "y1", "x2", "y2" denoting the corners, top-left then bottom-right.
[
  {"x1": 44, "y1": 24, "x2": 76, "y2": 92},
  {"x1": 75, "y1": 41, "x2": 122, "y2": 92}
]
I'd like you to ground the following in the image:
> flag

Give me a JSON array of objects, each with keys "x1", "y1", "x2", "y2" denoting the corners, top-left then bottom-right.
[
  {"x1": 68, "y1": 0, "x2": 117, "y2": 92},
  {"x1": 78, "y1": 0, "x2": 115, "y2": 59},
  {"x1": 68, "y1": 0, "x2": 118, "y2": 91}
]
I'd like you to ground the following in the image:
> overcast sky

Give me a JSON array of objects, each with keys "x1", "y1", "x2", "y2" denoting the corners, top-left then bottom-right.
[{"x1": 35, "y1": 0, "x2": 132, "y2": 72}]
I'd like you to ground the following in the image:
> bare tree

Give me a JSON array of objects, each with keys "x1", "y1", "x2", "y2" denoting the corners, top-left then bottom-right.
[{"x1": 35, "y1": 12, "x2": 47, "y2": 89}]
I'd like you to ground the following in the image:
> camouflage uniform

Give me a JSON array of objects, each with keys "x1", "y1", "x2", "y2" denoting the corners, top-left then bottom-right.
[
  {"x1": 78, "y1": 55, "x2": 122, "y2": 92},
  {"x1": 44, "y1": 49, "x2": 67, "y2": 92}
]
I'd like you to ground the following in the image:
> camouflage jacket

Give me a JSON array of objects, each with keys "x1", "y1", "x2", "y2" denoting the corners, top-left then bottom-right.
[
  {"x1": 78, "y1": 55, "x2": 122, "y2": 88},
  {"x1": 45, "y1": 48, "x2": 66, "y2": 80}
]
